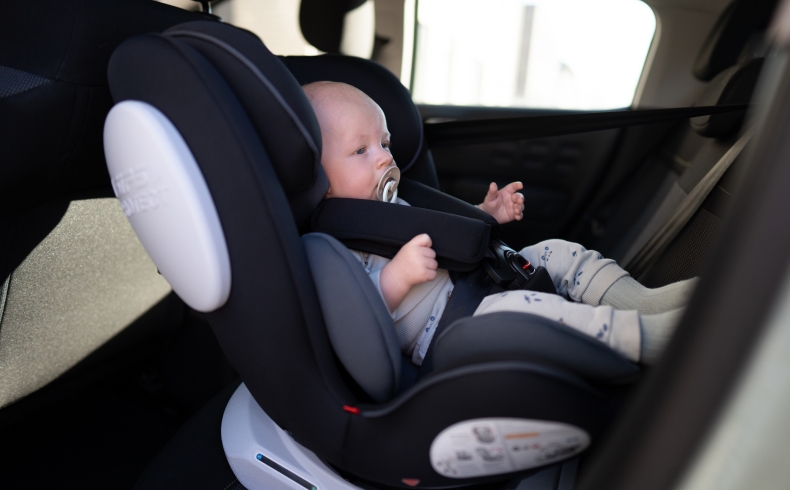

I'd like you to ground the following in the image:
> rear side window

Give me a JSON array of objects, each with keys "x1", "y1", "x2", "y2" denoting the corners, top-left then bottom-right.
[{"x1": 411, "y1": 0, "x2": 656, "y2": 110}]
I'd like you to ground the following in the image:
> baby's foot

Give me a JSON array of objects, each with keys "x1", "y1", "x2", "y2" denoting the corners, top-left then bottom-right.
[
  {"x1": 601, "y1": 276, "x2": 699, "y2": 315},
  {"x1": 639, "y1": 308, "x2": 685, "y2": 365}
]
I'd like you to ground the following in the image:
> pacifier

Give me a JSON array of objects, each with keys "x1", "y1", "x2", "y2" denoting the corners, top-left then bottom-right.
[{"x1": 376, "y1": 166, "x2": 401, "y2": 203}]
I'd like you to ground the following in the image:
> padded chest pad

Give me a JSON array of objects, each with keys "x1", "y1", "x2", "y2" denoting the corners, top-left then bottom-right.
[
  {"x1": 312, "y1": 198, "x2": 492, "y2": 271},
  {"x1": 302, "y1": 233, "x2": 401, "y2": 403}
]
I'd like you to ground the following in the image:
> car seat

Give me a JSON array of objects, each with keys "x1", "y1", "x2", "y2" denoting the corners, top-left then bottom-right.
[
  {"x1": 104, "y1": 20, "x2": 639, "y2": 489},
  {"x1": 0, "y1": 0, "x2": 208, "y2": 415},
  {"x1": 571, "y1": 0, "x2": 774, "y2": 285}
]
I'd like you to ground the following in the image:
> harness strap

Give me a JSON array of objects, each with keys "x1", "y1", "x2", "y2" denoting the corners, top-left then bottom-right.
[
  {"x1": 419, "y1": 268, "x2": 496, "y2": 375},
  {"x1": 312, "y1": 197, "x2": 492, "y2": 271}
]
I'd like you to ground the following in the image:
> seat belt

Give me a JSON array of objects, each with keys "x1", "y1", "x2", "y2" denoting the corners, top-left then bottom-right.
[
  {"x1": 424, "y1": 104, "x2": 748, "y2": 146},
  {"x1": 625, "y1": 126, "x2": 756, "y2": 279}
]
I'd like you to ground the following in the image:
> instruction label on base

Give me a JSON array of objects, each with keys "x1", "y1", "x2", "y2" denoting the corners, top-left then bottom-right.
[{"x1": 429, "y1": 418, "x2": 589, "y2": 478}]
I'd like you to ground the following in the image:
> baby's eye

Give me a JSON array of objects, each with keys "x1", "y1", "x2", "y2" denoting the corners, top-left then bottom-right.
[
  {"x1": 355, "y1": 147, "x2": 366, "y2": 155},
  {"x1": 382, "y1": 141, "x2": 391, "y2": 151}
]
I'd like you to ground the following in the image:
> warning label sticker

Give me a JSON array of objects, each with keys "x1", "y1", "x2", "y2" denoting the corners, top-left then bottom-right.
[{"x1": 429, "y1": 418, "x2": 589, "y2": 478}]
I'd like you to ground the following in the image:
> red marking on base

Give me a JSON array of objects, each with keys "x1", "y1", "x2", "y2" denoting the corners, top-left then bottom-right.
[
  {"x1": 401, "y1": 478, "x2": 420, "y2": 487},
  {"x1": 342, "y1": 405, "x2": 360, "y2": 414},
  {"x1": 522, "y1": 261, "x2": 532, "y2": 270}
]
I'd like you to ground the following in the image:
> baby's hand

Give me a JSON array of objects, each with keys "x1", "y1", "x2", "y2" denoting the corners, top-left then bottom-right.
[
  {"x1": 379, "y1": 234, "x2": 438, "y2": 311},
  {"x1": 478, "y1": 182, "x2": 525, "y2": 224}
]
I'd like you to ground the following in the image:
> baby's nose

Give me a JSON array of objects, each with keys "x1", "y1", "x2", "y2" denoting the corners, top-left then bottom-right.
[{"x1": 376, "y1": 150, "x2": 394, "y2": 167}]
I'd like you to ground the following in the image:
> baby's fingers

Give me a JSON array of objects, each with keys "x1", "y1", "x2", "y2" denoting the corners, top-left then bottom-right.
[
  {"x1": 425, "y1": 256, "x2": 438, "y2": 270},
  {"x1": 486, "y1": 182, "x2": 499, "y2": 199},
  {"x1": 409, "y1": 233, "x2": 433, "y2": 248}
]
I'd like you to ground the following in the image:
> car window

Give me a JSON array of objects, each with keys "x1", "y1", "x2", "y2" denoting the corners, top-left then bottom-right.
[{"x1": 411, "y1": 0, "x2": 656, "y2": 110}]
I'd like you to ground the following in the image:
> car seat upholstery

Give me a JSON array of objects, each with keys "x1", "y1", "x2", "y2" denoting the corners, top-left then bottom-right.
[
  {"x1": 576, "y1": 57, "x2": 764, "y2": 287},
  {"x1": 0, "y1": 0, "x2": 207, "y2": 410},
  {"x1": 105, "y1": 20, "x2": 639, "y2": 488},
  {"x1": 571, "y1": 0, "x2": 773, "y2": 286}
]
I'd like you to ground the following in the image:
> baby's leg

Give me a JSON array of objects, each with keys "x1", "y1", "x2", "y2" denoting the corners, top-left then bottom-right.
[
  {"x1": 474, "y1": 291, "x2": 682, "y2": 365},
  {"x1": 520, "y1": 239, "x2": 697, "y2": 314},
  {"x1": 474, "y1": 290, "x2": 640, "y2": 361},
  {"x1": 519, "y1": 239, "x2": 628, "y2": 304}
]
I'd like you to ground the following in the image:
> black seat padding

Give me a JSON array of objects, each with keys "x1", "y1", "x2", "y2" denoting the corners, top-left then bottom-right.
[
  {"x1": 432, "y1": 312, "x2": 639, "y2": 384},
  {"x1": 303, "y1": 233, "x2": 402, "y2": 403}
]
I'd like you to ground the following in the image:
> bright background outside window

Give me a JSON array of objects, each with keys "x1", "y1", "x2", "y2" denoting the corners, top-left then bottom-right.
[{"x1": 412, "y1": 0, "x2": 656, "y2": 110}]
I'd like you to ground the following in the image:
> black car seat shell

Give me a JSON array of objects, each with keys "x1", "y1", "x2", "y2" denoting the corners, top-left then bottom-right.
[{"x1": 105, "y1": 20, "x2": 638, "y2": 488}]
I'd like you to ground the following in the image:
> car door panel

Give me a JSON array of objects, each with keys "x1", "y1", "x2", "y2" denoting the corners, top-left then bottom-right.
[{"x1": 419, "y1": 104, "x2": 620, "y2": 249}]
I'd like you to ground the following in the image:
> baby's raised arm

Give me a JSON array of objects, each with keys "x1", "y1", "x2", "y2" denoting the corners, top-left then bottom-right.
[
  {"x1": 478, "y1": 181, "x2": 525, "y2": 224},
  {"x1": 379, "y1": 234, "x2": 438, "y2": 311}
]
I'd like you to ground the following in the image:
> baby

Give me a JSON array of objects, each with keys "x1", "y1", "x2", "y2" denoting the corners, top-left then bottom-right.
[{"x1": 303, "y1": 81, "x2": 696, "y2": 366}]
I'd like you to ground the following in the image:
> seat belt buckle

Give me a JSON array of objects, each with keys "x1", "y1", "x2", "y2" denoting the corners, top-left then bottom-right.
[
  {"x1": 483, "y1": 240, "x2": 517, "y2": 287},
  {"x1": 484, "y1": 240, "x2": 557, "y2": 294}
]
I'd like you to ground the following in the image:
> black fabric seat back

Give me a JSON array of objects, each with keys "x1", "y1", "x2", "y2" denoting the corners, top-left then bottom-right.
[
  {"x1": 0, "y1": 0, "x2": 204, "y2": 412},
  {"x1": 580, "y1": 58, "x2": 765, "y2": 287}
]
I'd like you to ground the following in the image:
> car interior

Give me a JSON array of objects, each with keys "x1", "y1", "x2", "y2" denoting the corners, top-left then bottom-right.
[{"x1": 2, "y1": 0, "x2": 790, "y2": 489}]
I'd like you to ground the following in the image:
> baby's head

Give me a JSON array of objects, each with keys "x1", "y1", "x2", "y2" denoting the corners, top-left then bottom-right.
[{"x1": 303, "y1": 81, "x2": 395, "y2": 200}]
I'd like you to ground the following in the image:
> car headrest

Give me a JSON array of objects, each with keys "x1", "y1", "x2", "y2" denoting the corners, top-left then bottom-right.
[
  {"x1": 693, "y1": 0, "x2": 777, "y2": 81},
  {"x1": 691, "y1": 57, "x2": 764, "y2": 138},
  {"x1": 281, "y1": 55, "x2": 425, "y2": 174},
  {"x1": 161, "y1": 21, "x2": 329, "y2": 230},
  {"x1": 300, "y1": 0, "x2": 374, "y2": 58}
]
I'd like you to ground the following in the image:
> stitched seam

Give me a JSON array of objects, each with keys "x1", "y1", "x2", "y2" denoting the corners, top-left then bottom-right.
[
  {"x1": 717, "y1": 185, "x2": 734, "y2": 197},
  {"x1": 221, "y1": 478, "x2": 239, "y2": 490}
]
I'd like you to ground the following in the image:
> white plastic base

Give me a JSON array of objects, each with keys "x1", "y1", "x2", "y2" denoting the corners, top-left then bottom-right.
[
  {"x1": 221, "y1": 384, "x2": 362, "y2": 490},
  {"x1": 221, "y1": 384, "x2": 582, "y2": 490}
]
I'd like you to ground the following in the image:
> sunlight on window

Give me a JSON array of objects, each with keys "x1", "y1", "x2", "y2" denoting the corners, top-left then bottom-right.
[{"x1": 412, "y1": 0, "x2": 656, "y2": 110}]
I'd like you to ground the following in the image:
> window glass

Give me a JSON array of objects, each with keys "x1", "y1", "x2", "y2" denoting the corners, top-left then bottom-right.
[{"x1": 412, "y1": 0, "x2": 656, "y2": 109}]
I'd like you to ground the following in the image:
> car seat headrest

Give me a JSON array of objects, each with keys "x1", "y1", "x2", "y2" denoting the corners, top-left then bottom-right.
[
  {"x1": 281, "y1": 55, "x2": 425, "y2": 174},
  {"x1": 691, "y1": 57, "x2": 763, "y2": 138},
  {"x1": 162, "y1": 21, "x2": 329, "y2": 230},
  {"x1": 302, "y1": 233, "x2": 401, "y2": 402},
  {"x1": 693, "y1": 0, "x2": 777, "y2": 81}
]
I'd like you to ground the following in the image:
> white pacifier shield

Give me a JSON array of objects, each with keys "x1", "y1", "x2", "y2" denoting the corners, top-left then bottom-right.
[
  {"x1": 103, "y1": 100, "x2": 231, "y2": 313},
  {"x1": 376, "y1": 166, "x2": 400, "y2": 203},
  {"x1": 430, "y1": 418, "x2": 589, "y2": 478}
]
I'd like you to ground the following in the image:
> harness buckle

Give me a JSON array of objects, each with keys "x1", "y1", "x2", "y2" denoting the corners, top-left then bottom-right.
[{"x1": 483, "y1": 240, "x2": 536, "y2": 289}]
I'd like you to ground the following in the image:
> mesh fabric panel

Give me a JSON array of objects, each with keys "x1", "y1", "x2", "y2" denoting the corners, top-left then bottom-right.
[
  {"x1": 640, "y1": 208, "x2": 722, "y2": 287},
  {"x1": 0, "y1": 65, "x2": 50, "y2": 98}
]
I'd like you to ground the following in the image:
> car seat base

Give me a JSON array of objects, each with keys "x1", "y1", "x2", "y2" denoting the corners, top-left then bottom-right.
[{"x1": 222, "y1": 383, "x2": 363, "y2": 490}]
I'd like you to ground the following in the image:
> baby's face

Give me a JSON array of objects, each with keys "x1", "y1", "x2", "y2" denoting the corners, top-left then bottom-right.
[{"x1": 316, "y1": 94, "x2": 396, "y2": 200}]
